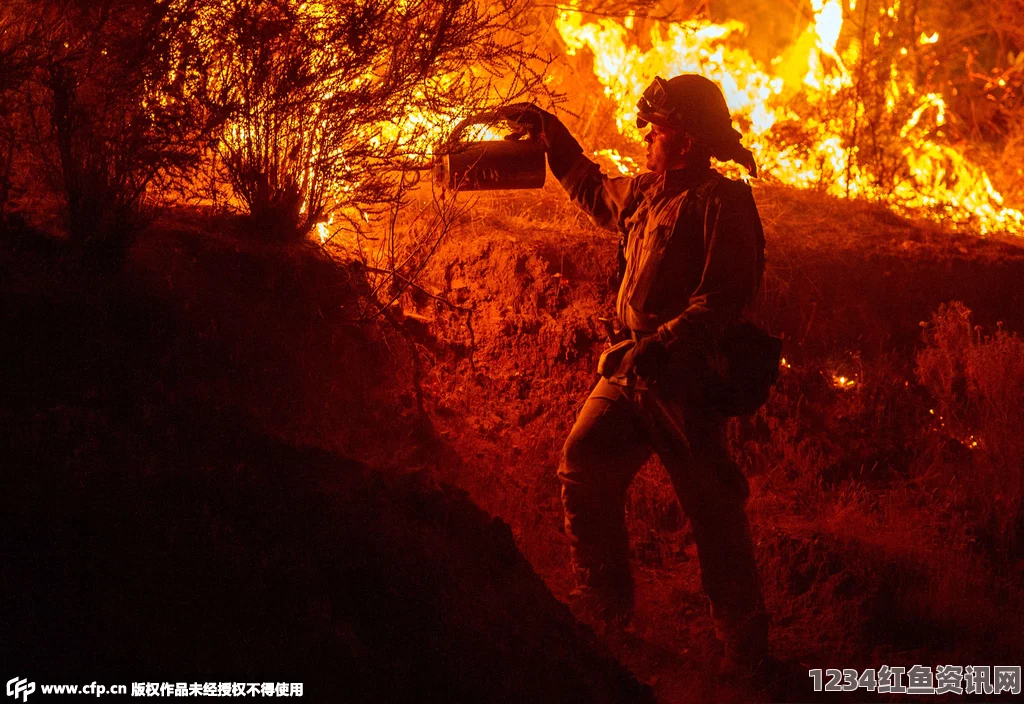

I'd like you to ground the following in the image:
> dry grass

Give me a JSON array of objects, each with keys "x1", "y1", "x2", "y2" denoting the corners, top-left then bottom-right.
[{"x1": 916, "y1": 302, "x2": 1024, "y2": 556}]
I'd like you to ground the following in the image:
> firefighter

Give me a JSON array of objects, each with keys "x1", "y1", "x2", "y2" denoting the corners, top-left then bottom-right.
[{"x1": 498, "y1": 74, "x2": 770, "y2": 676}]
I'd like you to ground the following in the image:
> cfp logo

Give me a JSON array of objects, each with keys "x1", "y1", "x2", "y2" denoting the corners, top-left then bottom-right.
[{"x1": 5, "y1": 678, "x2": 34, "y2": 702}]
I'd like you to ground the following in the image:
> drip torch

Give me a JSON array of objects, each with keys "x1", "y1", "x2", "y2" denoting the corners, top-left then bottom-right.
[{"x1": 433, "y1": 111, "x2": 546, "y2": 191}]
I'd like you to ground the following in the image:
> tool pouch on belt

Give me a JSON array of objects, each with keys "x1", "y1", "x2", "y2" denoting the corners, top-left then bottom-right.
[
  {"x1": 597, "y1": 339, "x2": 636, "y2": 386},
  {"x1": 704, "y1": 322, "x2": 783, "y2": 416}
]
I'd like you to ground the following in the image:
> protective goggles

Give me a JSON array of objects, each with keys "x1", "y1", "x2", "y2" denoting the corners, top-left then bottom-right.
[{"x1": 636, "y1": 76, "x2": 674, "y2": 128}]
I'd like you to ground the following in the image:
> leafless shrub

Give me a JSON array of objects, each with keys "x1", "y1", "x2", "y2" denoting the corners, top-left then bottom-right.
[
  {"x1": 0, "y1": 8, "x2": 40, "y2": 218},
  {"x1": 188, "y1": 0, "x2": 552, "y2": 242},
  {"x1": 12, "y1": 0, "x2": 215, "y2": 265}
]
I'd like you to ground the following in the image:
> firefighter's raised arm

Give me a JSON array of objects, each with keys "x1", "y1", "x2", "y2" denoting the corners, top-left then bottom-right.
[{"x1": 493, "y1": 103, "x2": 641, "y2": 234}]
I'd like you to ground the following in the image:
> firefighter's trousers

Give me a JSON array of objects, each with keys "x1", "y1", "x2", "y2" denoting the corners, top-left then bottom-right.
[{"x1": 558, "y1": 376, "x2": 767, "y2": 651}]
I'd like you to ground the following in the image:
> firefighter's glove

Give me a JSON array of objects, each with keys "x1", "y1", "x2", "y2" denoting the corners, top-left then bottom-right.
[
  {"x1": 625, "y1": 334, "x2": 671, "y2": 381},
  {"x1": 495, "y1": 103, "x2": 583, "y2": 180}
]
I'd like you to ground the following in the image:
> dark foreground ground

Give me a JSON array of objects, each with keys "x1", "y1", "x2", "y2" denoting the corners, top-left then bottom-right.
[{"x1": 0, "y1": 229, "x2": 653, "y2": 703}]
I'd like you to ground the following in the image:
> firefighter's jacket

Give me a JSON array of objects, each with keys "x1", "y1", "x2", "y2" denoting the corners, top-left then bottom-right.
[{"x1": 558, "y1": 154, "x2": 765, "y2": 346}]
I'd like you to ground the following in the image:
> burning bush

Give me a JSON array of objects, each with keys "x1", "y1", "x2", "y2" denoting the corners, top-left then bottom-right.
[
  {"x1": 2, "y1": 0, "x2": 551, "y2": 254},
  {"x1": 187, "y1": 0, "x2": 548, "y2": 241}
]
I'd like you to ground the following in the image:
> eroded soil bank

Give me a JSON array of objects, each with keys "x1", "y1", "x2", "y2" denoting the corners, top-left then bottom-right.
[{"x1": 1, "y1": 226, "x2": 654, "y2": 703}]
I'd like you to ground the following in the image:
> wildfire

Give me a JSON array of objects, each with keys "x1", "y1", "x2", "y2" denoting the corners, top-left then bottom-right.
[
  {"x1": 161, "y1": 0, "x2": 1023, "y2": 241},
  {"x1": 555, "y1": 2, "x2": 1024, "y2": 236}
]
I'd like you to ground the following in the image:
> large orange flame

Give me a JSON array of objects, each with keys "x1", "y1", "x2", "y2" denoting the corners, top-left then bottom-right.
[{"x1": 556, "y1": 1, "x2": 1023, "y2": 236}]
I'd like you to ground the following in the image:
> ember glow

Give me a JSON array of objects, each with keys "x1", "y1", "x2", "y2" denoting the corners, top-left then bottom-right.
[
  {"x1": 832, "y1": 374, "x2": 858, "y2": 390},
  {"x1": 556, "y1": 1, "x2": 1024, "y2": 236}
]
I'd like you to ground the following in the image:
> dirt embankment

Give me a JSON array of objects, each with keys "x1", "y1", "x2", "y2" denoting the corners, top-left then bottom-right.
[
  {"x1": 751, "y1": 185, "x2": 1024, "y2": 359},
  {"x1": 389, "y1": 199, "x2": 619, "y2": 575},
  {"x1": 1, "y1": 225, "x2": 654, "y2": 703}
]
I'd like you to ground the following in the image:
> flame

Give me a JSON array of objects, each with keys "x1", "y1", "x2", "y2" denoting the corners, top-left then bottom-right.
[
  {"x1": 832, "y1": 374, "x2": 857, "y2": 389},
  {"x1": 377, "y1": 79, "x2": 507, "y2": 163},
  {"x1": 593, "y1": 148, "x2": 640, "y2": 176},
  {"x1": 812, "y1": 0, "x2": 845, "y2": 66},
  {"x1": 556, "y1": 3, "x2": 1024, "y2": 236}
]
